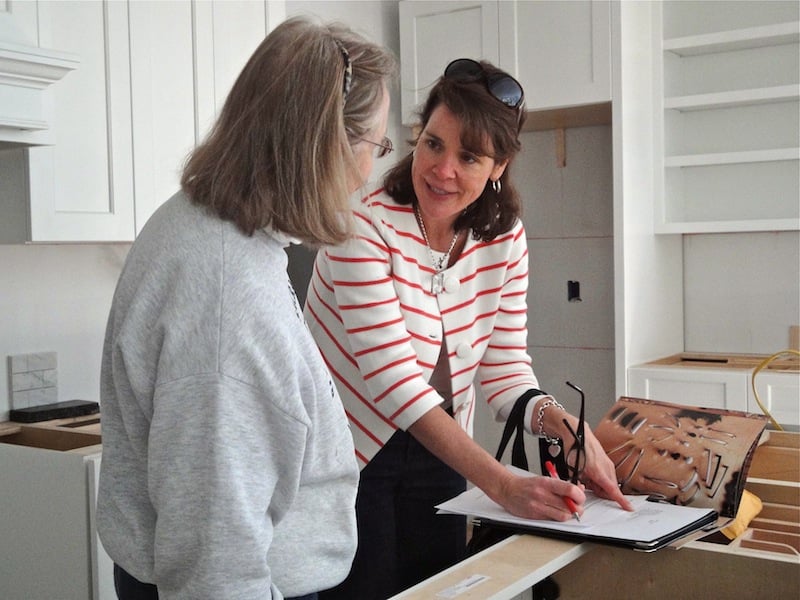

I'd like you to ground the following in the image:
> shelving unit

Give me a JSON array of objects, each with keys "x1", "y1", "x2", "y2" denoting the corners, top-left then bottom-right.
[{"x1": 654, "y1": 2, "x2": 799, "y2": 234}]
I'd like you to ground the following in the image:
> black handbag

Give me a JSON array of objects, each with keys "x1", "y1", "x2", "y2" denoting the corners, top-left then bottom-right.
[
  {"x1": 466, "y1": 388, "x2": 566, "y2": 555},
  {"x1": 465, "y1": 388, "x2": 564, "y2": 599}
]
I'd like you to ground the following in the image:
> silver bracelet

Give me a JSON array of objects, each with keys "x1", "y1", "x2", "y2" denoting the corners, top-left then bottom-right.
[{"x1": 536, "y1": 398, "x2": 565, "y2": 443}]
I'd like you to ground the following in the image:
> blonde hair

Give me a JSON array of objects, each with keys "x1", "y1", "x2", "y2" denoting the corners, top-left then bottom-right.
[{"x1": 181, "y1": 16, "x2": 396, "y2": 246}]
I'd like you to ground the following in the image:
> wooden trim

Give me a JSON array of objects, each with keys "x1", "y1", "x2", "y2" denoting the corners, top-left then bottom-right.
[
  {"x1": 521, "y1": 101, "x2": 611, "y2": 132},
  {"x1": 645, "y1": 352, "x2": 799, "y2": 372}
]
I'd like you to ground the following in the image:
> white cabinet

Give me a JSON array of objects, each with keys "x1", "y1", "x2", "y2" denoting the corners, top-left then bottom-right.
[
  {"x1": 131, "y1": 0, "x2": 283, "y2": 230},
  {"x1": 127, "y1": 0, "x2": 198, "y2": 233},
  {"x1": 749, "y1": 369, "x2": 800, "y2": 429},
  {"x1": 398, "y1": 0, "x2": 610, "y2": 124},
  {"x1": 26, "y1": 0, "x2": 135, "y2": 242},
  {"x1": 0, "y1": 0, "x2": 39, "y2": 45},
  {"x1": 654, "y1": 0, "x2": 800, "y2": 233},
  {"x1": 0, "y1": 427, "x2": 110, "y2": 600},
  {"x1": 628, "y1": 357, "x2": 799, "y2": 429},
  {"x1": 1, "y1": 0, "x2": 282, "y2": 243},
  {"x1": 399, "y1": 0, "x2": 499, "y2": 124},
  {"x1": 628, "y1": 365, "x2": 749, "y2": 411},
  {"x1": 498, "y1": 0, "x2": 610, "y2": 111}
]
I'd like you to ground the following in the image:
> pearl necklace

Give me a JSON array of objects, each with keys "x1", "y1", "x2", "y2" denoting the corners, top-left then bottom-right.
[{"x1": 415, "y1": 205, "x2": 460, "y2": 293}]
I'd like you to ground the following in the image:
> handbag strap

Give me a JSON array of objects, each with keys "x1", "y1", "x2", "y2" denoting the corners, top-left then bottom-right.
[{"x1": 494, "y1": 388, "x2": 545, "y2": 470}]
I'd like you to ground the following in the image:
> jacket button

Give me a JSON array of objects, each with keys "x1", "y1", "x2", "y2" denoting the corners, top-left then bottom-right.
[
  {"x1": 444, "y1": 276, "x2": 461, "y2": 293},
  {"x1": 456, "y1": 342, "x2": 472, "y2": 359}
]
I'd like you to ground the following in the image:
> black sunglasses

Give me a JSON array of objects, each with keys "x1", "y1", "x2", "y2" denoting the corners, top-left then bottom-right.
[
  {"x1": 444, "y1": 58, "x2": 524, "y2": 110},
  {"x1": 562, "y1": 381, "x2": 586, "y2": 485}
]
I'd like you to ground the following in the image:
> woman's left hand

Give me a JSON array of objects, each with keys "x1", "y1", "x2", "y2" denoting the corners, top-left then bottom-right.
[
  {"x1": 576, "y1": 423, "x2": 634, "y2": 511},
  {"x1": 537, "y1": 399, "x2": 634, "y2": 512}
]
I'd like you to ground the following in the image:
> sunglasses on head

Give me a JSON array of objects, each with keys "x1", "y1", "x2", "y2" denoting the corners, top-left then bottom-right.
[{"x1": 444, "y1": 58, "x2": 524, "y2": 110}]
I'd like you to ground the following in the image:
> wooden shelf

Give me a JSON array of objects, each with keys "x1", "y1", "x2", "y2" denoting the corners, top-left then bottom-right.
[
  {"x1": 689, "y1": 431, "x2": 800, "y2": 561},
  {"x1": 645, "y1": 352, "x2": 800, "y2": 372},
  {"x1": 521, "y1": 101, "x2": 611, "y2": 132}
]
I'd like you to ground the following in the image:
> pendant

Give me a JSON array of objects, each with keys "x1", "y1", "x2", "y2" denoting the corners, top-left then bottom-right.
[
  {"x1": 548, "y1": 442, "x2": 562, "y2": 458},
  {"x1": 431, "y1": 272, "x2": 445, "y2": 294}
]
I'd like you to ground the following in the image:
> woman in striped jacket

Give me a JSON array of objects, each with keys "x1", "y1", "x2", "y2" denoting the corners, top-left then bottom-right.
[{"x1": 305, "y1": 59, "x2": 632, "y2": 600}]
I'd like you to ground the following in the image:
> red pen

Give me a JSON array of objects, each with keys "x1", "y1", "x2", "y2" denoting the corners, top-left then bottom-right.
[{"x1": 545, "y1": 460, "x2": 581, "y2": 521}]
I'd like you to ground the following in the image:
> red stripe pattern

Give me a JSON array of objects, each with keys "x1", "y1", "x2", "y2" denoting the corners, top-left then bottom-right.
[{"x1": 304, "y1": 183, "x2": 539, "y2": 467}]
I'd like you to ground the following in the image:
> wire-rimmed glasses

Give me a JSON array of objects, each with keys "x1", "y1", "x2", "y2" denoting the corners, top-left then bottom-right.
[
  {"x1": 359, "y1": 136, "x2": 394, "y2": 158},
  {"x1": 562, "y1": 381, "x2": 586, "y2": 485}
]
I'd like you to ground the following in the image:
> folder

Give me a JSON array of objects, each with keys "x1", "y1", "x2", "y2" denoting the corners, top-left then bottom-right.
[{"x1": 436, "y1": 465, "x2": 719, "y2": 552}]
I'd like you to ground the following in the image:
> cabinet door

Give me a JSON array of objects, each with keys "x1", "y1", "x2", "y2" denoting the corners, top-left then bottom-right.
[
  {"x1": 0, "y1": 0, "x2": 40, "y2": 46},
  {"x1": 628, "y1": 367, "x2": 749, "y2": 411},
  {"x1": 399, "y1": 0, "x2": 500, "y2": 124},
  {"x1": 20, "y1": 0, "x2": 277, "y2": 242},
  {"x1": 128, "y1": 1, "x2": 196, "y2": 234},
  {"x1": 87, "y1": 454, "x2": 115, "y2": 600},
  {"x1": 27, "y1": 0, "x2": 135, "y2": 242},
  {"x1": 194, "y1": 0, "x2": 278, "y2": 124},
  {"x1": 749, "y1": 370, "x2": 800, "y2": 429},
  {"x1": 499, "y1": 0, "x2": 611, "y2": 110},
  {"x1": 0, "y1": 443, "x2": 95, "y2": 599},
  {"x1": 133, "y1": 0, "x2": 275, "y2": 235}
]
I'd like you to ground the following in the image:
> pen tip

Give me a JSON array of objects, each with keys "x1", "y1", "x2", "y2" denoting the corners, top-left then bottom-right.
[{"x1": 573, "y1": 512, "x2": 581, "y2": 522}]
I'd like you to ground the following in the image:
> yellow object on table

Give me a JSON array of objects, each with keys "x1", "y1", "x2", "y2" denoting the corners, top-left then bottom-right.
[{"x1": 721, "y1": 489, "x2": 763, "y2": 540}]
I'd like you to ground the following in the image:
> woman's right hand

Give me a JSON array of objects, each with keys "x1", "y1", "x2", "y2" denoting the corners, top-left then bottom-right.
[{"x1": 497, "y1": 471, "x2": 587, "y2": 522}]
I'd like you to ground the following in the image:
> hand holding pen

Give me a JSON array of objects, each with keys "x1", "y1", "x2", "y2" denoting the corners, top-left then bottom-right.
[{"x1": 545, "y1": 460, "x2": 581, "y2": 521}]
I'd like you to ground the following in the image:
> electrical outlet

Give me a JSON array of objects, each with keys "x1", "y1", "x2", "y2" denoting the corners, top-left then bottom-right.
[{"x1": 7, "y1": 352, "x2": 58, "y2": 409}]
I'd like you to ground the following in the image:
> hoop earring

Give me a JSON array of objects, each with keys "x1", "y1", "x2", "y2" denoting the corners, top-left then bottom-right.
[{"x1": 491, "y1": 179, "x2": 501, "y2": 194}]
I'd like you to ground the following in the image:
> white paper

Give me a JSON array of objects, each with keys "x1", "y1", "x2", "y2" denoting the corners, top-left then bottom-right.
[{"x1": 436, "y1": 465, "x2": 716, "y2": 544}]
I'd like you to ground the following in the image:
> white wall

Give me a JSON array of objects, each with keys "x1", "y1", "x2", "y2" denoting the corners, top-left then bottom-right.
[
  {"x1": 473, "y1": 125, "x2": 616, "y2": 458},
  {"x1": 0, "y1": 244, "x2": 130, "y2": 419},
  {"x1": 684, "y1": 231, "x2": 800, "y2": 354}
]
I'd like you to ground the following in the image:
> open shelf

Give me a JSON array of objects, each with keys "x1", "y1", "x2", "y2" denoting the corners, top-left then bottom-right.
[
  {"x1": 665, "y1": 84, "x2": 799, "y2": 111},
  {"x1": 664, "y1": 21, "x2": 800, "y2": 56},
  {"x1": 655, "y1": 2, "x2": 799, "y2": 234},
  {"x1": 665, "y1": 148, "x2": 799, "y2": 167}
]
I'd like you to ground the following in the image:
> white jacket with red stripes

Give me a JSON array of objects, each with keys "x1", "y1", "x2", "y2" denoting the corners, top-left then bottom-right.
[{"x1": 304, "y1": 183, "x2": 541, "y2": 468}]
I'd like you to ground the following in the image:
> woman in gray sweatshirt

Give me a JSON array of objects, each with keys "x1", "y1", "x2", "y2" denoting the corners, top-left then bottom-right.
[{"x1": 96, "y1": 16, "x2": 396, "y2": 600}]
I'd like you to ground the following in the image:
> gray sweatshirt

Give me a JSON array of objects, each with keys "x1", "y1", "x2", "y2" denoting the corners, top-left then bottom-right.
[{"x1": 96, "y1": 192, "x2": 358, "y2": 599}]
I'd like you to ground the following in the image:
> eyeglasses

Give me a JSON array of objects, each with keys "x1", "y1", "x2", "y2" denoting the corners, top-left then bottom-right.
[
  {"x1": 444, "y1": 58, "x2": 524, "y2": 110},
  {"x1": 359, "y1": 136, "x2": 394, "y2": 159},
  {"x1": 562, "y1": 381, "x2": 586, "y2": 485}
]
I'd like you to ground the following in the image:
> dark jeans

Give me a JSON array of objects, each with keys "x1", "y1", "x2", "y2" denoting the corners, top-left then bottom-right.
[
  {"x1": 320, "y1": 428, "x2": 467, "y2": 600},
  {"x1": 114, "y1": 565, "x2": 158, "y2": 600},
  {"x1": 114, "y1": 564, "x2": 318, "y2": 600}
]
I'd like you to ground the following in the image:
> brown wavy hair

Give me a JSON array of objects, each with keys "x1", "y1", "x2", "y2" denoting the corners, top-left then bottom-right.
[
  {"x1": 181, "y1": 16, "x2": 396, "y2": 246},
  {"x1": 383, "y1": 60, "x2": 526, "y2": 242}
]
